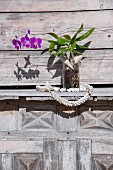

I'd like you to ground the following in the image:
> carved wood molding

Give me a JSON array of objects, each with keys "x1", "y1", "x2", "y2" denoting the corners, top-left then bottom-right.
[{"x1": 80, "y1": 111, "x2": 113, "y2": 129}]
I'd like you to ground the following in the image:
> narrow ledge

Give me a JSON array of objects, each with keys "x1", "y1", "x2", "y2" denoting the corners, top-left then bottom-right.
[{"x1": 0, "y1": 88, "x2": 112, "y2": 100}]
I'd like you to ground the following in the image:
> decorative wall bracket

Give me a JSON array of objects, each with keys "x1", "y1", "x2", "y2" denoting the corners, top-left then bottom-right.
[{"x1": 36, "y1": 82, "x2": 93, "y2": 107}]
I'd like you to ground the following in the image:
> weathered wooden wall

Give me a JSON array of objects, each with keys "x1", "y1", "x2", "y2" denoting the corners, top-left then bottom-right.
[
  {"x1": 0, "y1": 0, "x2": 113, "y2": 86},
  {"x1": 0, "y1": 99, "x2": 112, "y2": 169},
  {"x1": 0, "y1": 0, "x2": 113, "y2": 169}
]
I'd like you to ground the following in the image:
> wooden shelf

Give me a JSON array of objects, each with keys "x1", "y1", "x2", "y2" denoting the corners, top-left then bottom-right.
[{"x1": 0, "y1": 88, "x2": 113, "y2": 100}]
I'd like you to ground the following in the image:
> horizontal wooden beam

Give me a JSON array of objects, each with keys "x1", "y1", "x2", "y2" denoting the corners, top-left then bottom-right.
[
  {"x1": 0, "y1": 50, "x2": 112, "y2": 86},
  {"x1": 0, "y1": 0, "x2": 113, "y2": 12},
  {"x1": 0, "y1": 88, "x2": 112, "y2": 100},
  {"x1": 0, "y1": 11, "x2": 113, "y2": 50}
]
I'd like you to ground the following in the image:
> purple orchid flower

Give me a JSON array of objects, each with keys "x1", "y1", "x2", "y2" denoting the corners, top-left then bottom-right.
[
  {"x1": 12, "y1": 36, "x2": 21, "y2": 50},
  {"x1": 37, "y1": 38, "x2": 42, "y2": 48},
  {"x1": 21, "y1": 30, "x2": 31, "y2": 48},
  {"x1": 21, "y1": 36, "x2": 30, "y2": 48},
  {"x1": 12, "y1": 30, "x2": 42, "y2": 50},
  {"x1": 29, "y1": 37, "x2": 42, "y2": 49}
]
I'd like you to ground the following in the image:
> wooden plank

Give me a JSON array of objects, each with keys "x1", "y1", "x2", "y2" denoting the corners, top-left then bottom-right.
[
  {"x1": 0, "y1": 110, "x2": 17, "y2": 131},
  {"x1": 13, "y1": 154, "x2": 43, "y2": 170},
  {"x1": 0, "y1": 88, "x2": 113, "y2": 98},
  {"x1": 0, "y1": 131, "x2": 69, "y2": 140},
  {"x1": 0, "y1": 50, "x2": 113, "y2": 85},
  {"x1": 0, "y1": 129, "x2": 113, "y2": 141},
  {"x1": 56, "y1": 106, "x2": 78, "y2": 132},
  {"x1": 43, "y1": 139, "x2": 58, "y2": 170},
  {"x1": 77, "y1": 139, "x2": 91, "y2": 170},
  {"x1": 92, "y1": 140, "x2": 113, "y2": 155},
  {"x1": 0, "y1": 51, "x2": 61, "y2": 86},
  {"x1": 0, "y1": 0, "x2": 113, "y2": 12},
  {"x1": 0, "y1": 104, "x2": 17, "y2": 131},
  {"x1": 0, "y1": 0, "x2": 111, "y2": 12},
  {"x1": 80, "y1": 50, "x2": 113, "y2": 84},
  {"x1": 0, "y1": 141, "x2": 43, "y2": 153},
  {"x1": 0, "y1": 11, "x2": 113, "y2": 50},
  {"x1": 1, "y1": 154, "x2": 13, "y2": 170},
  {"x1": 58, "y1": 140, "x2": 76, "y2": 170}
]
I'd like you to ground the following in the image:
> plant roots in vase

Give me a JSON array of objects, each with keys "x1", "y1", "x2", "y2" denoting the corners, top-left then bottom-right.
[{"x1": 63, "y1": 63, "x2": 80, "y2": 89}]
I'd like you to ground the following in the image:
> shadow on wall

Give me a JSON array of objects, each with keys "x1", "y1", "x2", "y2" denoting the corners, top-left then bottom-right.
[
  {"x1": 44, "y1": 41, "x2": 92, "y2": 79},
  {"x1": 46, "y1": 54, "x2": 63, "y2": 79},
  {"x1": 14, "y1": 55, "x2": 40, "y2": 81}
]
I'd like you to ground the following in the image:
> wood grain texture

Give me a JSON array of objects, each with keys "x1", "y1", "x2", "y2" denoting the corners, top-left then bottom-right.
[
  {"x1": 0, "y1": 0, "x2": 112, "y2": 12},
  {"x1": 0, "y1": 141, "x2": 43, "y2": 153},
  {"x1": 56, "y1": 106, "x2": 78, "y2": 132},
  {"x1": 0, "y1": 88, "x2": 113, "y2": 98},
  {"x1": 0, "y1": 104, "x2": 17, "y2": 131},
  {"x1": 92, "y1": 140, "x2": 113, "y2": 155},
  {"x1": 0, "y1": 50, "x2": 112, "y2": 85},
  {"x1": 0, "y1": 110, "x2": 17, "y2": 131},
  {"x1": 77, "y1": 139, "x2": 91, "y2": 170},
  {"x1": 1, "y1": 154, "x2": 12, "y2": 170},
  {"x1": 80, "y1": 50, "x2": 113, "y2": 84},
  {"x1": 14, "y1": 154, "x2": 43, "y2": 170},
  {"x1": 18, "y1": 105, "x2": 56, "y2": 131},
  {"x1": 80, "y1": 111, "x2": 113, "y2": 130},
  {"x1": 0, "y1": 51, "x2": 62, "y2": 86},
  {"x1": 92, "y1": 155, "x2": 113, "y2": 170},
  {"x1": 0, "y1": 11, "x2": 113, "y2": 50},
  {"x1": 43, "y1": 139, "x2": 58, "y2": 170},
  {"x1": 58, "y1": 140, "x2": 76, "y2": 170}
]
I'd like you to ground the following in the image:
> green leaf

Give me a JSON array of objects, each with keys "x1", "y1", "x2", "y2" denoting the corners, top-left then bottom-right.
[
  {"x1": 77, "y1": 23, "x2": 84, "y2": 34},
  {"x1": 76, "y1": 44, "x2": 88, "y2": 49},
  {"x1": 70, "y1": 34, "x2": 77, "y2": 45},
  {"x1": 48, "y1": 37, "x2": 69, "y2": 46},
  {"x1": 58, "y1": 37, "x2": 70, "y2": 43},
  {"x1": 74, "y1": 50, "x2": 82, "y2": 55},
  {"x1": 48, "y1": 40, "x2": 64, "y2": 46},
  {"x1": 47, "y1": 32, "x2": 59, "y2": 39},
  {"x1": 55, "y1": 48, "x2": 69, "y2": 56},
  {"x1": 63, "y1": 35, "x2": 71, "y2": 40},
  {"x1": 49, "y1": 42, "x2": 55, "y2": 55},
  {"x1": 71, "y1": 41, "x2": 76, "y2": 52},
  {"x1": 76, "y1": 27, "x2": 95, "y2": 41},
  {"x1": 70, "y1": 23, "x2": 84, "y2": 44}
]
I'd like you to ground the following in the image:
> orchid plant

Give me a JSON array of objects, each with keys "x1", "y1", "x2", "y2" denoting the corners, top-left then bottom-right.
[
  {"x1": 45, "y1": 24, "x2": 95, "y2": 69},
  {"x1": 12, "y1": 30, "x2": 42, "y2": 50}
]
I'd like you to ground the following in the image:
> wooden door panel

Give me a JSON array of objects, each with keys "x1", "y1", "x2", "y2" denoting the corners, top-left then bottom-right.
[
  {"x1": 13, "y1": 154, "x2": 43, "y2": 170},
  {"x1": 58, "y1": 140, "x2": 76, "y2": 170},
  {"x1": 92, "y1": 155, "x2": 113, "y2": 170},
  {"x1": 0, "y1": 139, "x2": 113, "y2": 169},
  {"x1": 0, "y1": 141, "x2": 43, "y2": 153},
  {"x1": 77, "y1": 139, "x2": 91, "y2": 170},
  {"x1": 43, "y1": 139, "x2": 58, "y2": 170},
  {"x1": 0, "y1": 154, "x2": 13, "y2": 170}
]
